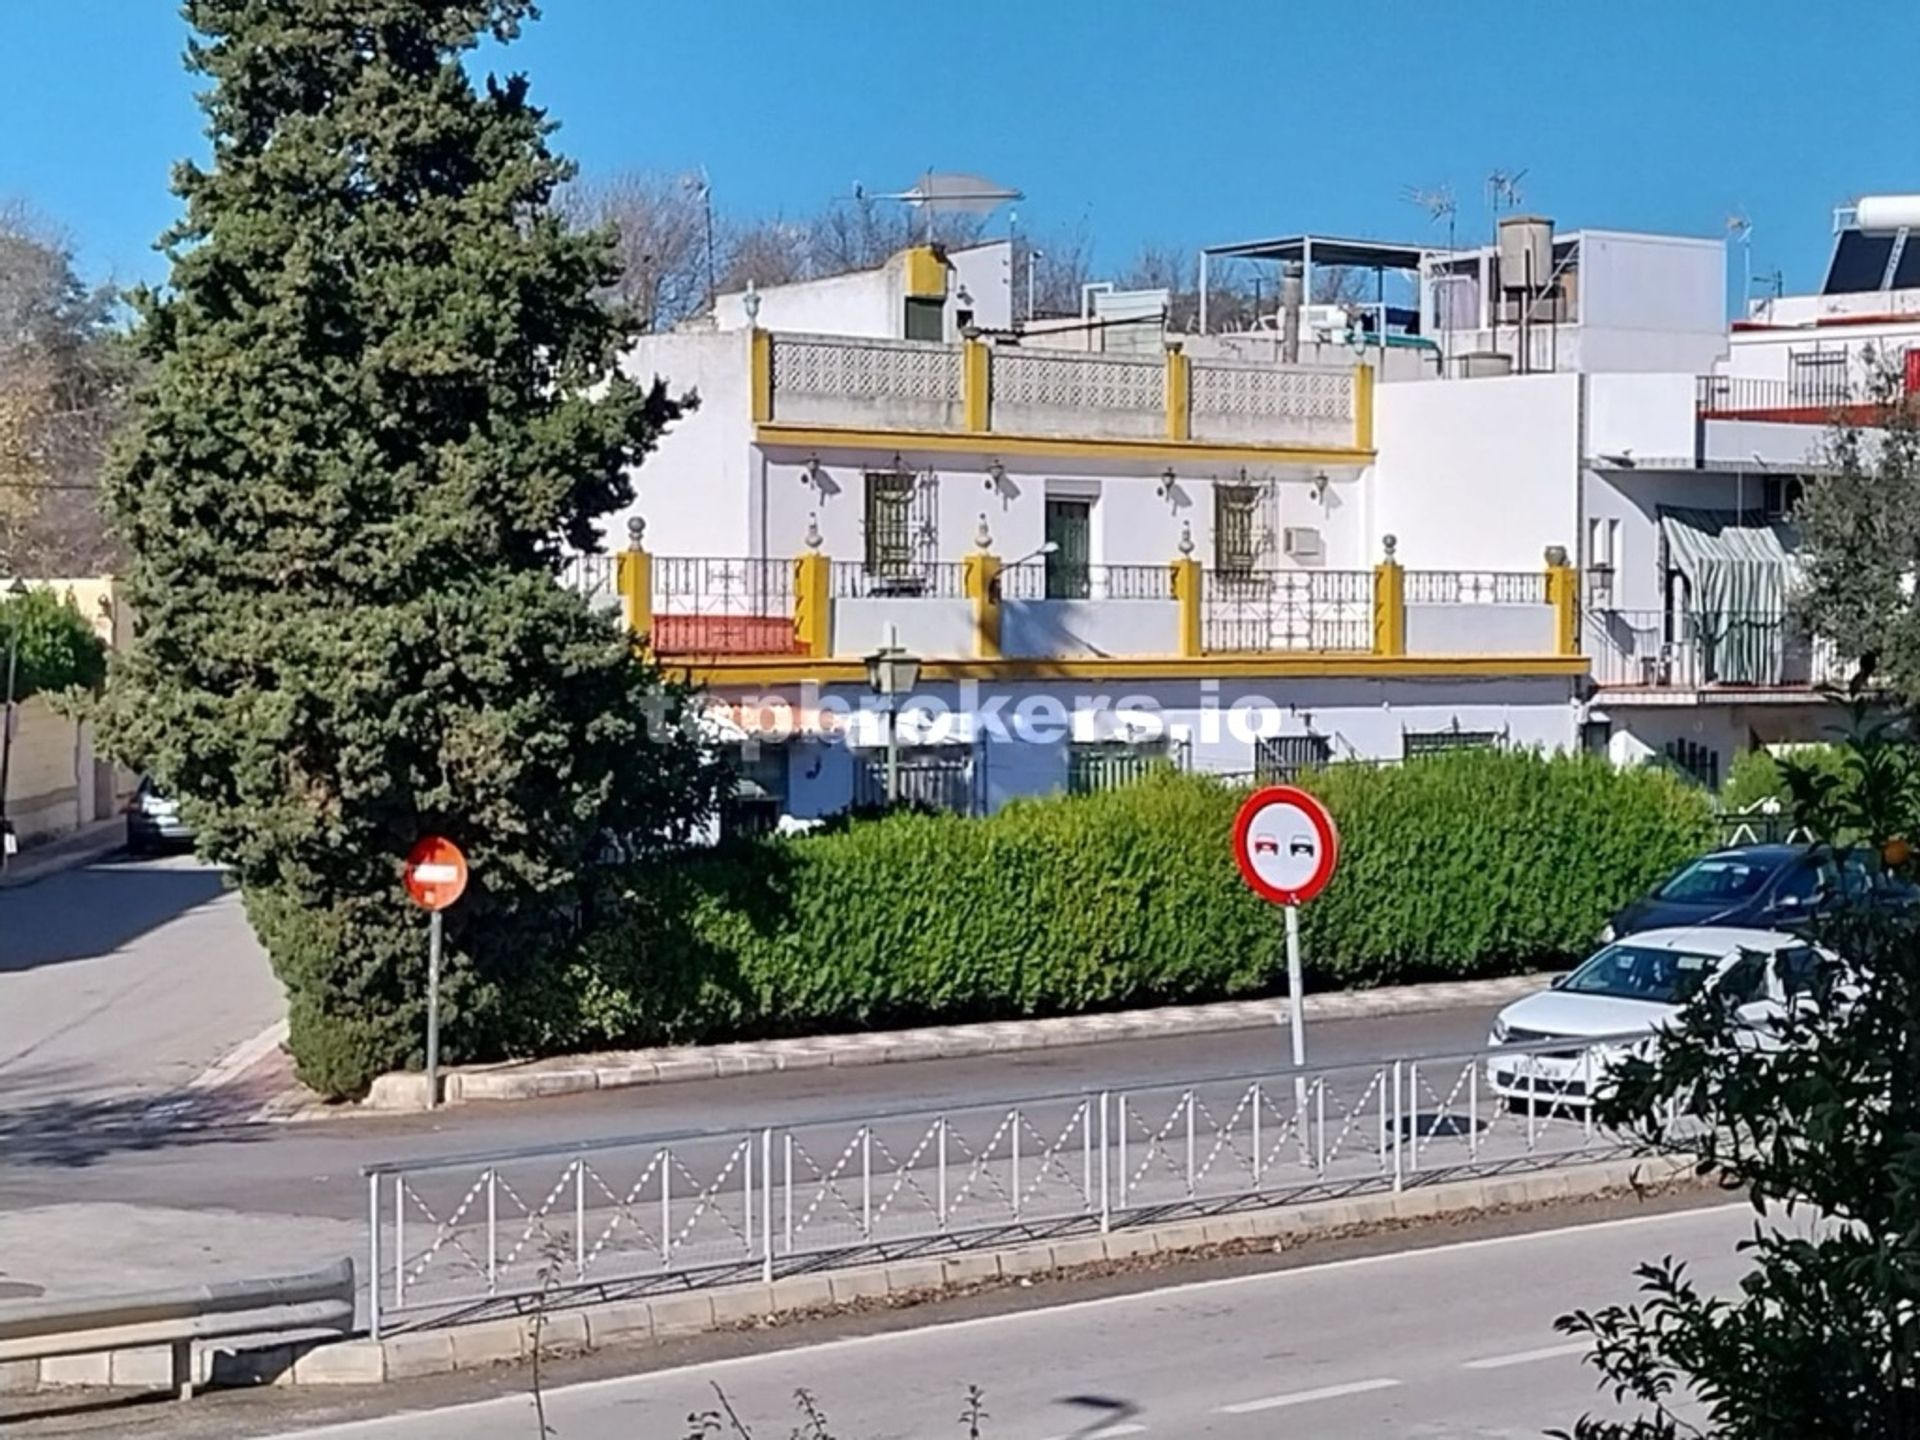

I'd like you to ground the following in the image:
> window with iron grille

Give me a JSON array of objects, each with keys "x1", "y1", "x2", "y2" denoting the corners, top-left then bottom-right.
[
  {"x1": 1255, "y1": 733, "x2": 1331, "y2": 783},
  {"x1": 863, "y1": 471, "x2": 937, "y2": 580},
  {"x1": 1404, "y1": 727, "x2": 1501, "y2": 759},
  {"x1": 1214, "y1": 483, "x2": 1261, "y2": 574}
]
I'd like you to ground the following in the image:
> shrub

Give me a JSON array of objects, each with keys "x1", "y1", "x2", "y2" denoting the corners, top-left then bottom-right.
[
  {"x1": 0, "y1": 587, "x2": 107, "y2": 701},
  {"x1": 548, "y1": 751, "x2": 1715, "y2": 1052},
  {"x1": 1722, "y1": 743, "x2": 1854, "y2": 812}
]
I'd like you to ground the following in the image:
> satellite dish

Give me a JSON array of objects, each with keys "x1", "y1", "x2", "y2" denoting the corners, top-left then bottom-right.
[{"x1": 857, "y1": 170, "x2": 1024, "y2": 238}]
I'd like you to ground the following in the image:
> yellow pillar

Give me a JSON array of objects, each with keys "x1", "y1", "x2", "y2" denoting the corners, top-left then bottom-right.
[
  {"x1": 793, "y1": 539, "x2": 831, "y2": 659},
  {"x1": 1352, "y1": 361, "x2": 1375, "y2": 451},
  {"x1": 964, "y1": 533, "x2": 1003, "y2": 660},
  {"x1": 616, "y1": 529, "x2": 652, "y2": 652},
  {"x1": 1545, "y1": 546, "x2": 1579, "y2": 657},
  {"x1": 1165, "y1": 344, "x2": 1191, "y2": 441},
  {"x1": 963, "y1": 337, "x2": 991, "y2": 433},
  {"x1": 1170, "y1": 532, "x2": 1203, "y2": 658},
  {"x1": 750, "y1": 327, "x2": 772, "y2": 423},
  {"x1": 1372, "y1": 542, "x2": 1405, "y2": 658}
]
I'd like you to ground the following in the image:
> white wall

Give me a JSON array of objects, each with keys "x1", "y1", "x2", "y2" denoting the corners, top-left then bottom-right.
[
  {"x1": 1002, "y1": 599, "x2": 1180, "y2": 658},
  {"x1": 1584, "y1": 372, "x2": 1699, "y2": 463},
  {"x1": 951, "y1": 241, "x2": 1013, "y2": 332},
  {"x1": 713, "y1": 266, "x2": 902, "y2": 338},
  {"x1": 614, "y1": 330, "x2": 755, "y2": 555},
  {"x1": 1405, "y1": 604, "x2": 1555, "y2": 656},
  {"x1": 833, "y1": 598, "x2": 976, "y2": 658},
  {"x1": 1371, "y1": 373, "x2": 1581, "y2": 572},
  {"x1": 1575, "y1": 231, "x2": 1728, "y2": 375},
  {"x1": 1726, "y1": 320, "x2": 1920, "y2": 388},
  {"x1": 754, "y1": 449, "x2": 1369, "y2": 570}
]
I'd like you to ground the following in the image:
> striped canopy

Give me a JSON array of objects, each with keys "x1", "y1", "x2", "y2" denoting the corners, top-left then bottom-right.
[{"x1": 1658, "y1": 508, "x2": 1798, "y2": 685}]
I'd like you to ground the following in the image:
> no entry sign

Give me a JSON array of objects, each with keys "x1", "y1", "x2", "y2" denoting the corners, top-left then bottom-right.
[
  {"x1": 403, "y1": 834, "x2": 468, "y2": 912},
  {"x1": 1232, "y1": 785, "x2": 1340, "y2": 906}
]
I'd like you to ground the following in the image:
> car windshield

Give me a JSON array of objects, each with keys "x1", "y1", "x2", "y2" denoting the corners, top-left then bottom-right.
[
  {"x1": 1560, "y1": 943, "x2": 1725, "y2": 1004},
  {"x1": 1656, "y1": 855, "x2": 1777, "y2": 904}
]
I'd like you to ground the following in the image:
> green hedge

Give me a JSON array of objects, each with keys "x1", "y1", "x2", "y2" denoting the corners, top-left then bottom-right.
[{"x1": 537, "y1": 751, "x2": 1714, "y2": 1053}]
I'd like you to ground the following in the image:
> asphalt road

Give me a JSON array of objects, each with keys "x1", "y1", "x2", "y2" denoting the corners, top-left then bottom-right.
[
  {"x1": 0, "y1": 849, "x2": 1509, "y2": 1308},
  {"x1": 0, "y1": 850, "x2": 283, "y2": 1109},
  {"x1": 239, "y1": 1203, "x2": 1753, "y2": 1440}
]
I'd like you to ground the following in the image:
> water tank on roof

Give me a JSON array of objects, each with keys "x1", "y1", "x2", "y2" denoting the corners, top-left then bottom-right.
[
  {"x1": 1855, "y1": 195, "x2": 1920, "y2": 233},
  {"x1": 1498, "y1": 215, "x2": 1554, "y2": 289}
]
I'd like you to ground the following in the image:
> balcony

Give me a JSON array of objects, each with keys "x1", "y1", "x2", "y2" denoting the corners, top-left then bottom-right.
[
  {"x1": 580, "y1": 548, "x2": 1577, "y2": 670},
  {"x1": 756, "y1": 332, "x2": 1367, "y2": 457},
  {"x1": 1695, "y1": 374, "x2": 1892, "y2": 426},
  {"x1": 1584, "y1": 607, "x2": 1851, "y2": 696}
]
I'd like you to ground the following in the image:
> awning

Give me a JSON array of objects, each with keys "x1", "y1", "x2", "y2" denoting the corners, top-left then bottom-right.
[{"x1": 1658, "y1": 507, "x2": 1798, "y2": 685}]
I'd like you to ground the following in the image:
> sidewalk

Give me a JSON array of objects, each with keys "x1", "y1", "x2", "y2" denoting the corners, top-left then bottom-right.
[{"x1": 0, "y1": 816, "x2": 126, "y2": 889}]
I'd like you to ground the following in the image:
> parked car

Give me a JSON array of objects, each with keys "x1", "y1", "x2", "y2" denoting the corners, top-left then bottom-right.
[
  {"x1": 1485, "y1": 926, "x2": 1833, "y2": 1105},
  {"x1": 1602, "y1": 843, "x2": 1915, "y2": 942},
  {"x1": 126, "y1": 777, "x2": 194, "y2": 854}
]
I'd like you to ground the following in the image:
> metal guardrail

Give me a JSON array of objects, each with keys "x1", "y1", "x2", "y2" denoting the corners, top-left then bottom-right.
[
  {"x1": 362, "y1": 1032, "x2": 1681, "y2": 1336},
  {"x1": 0, "y1": 1258, "x2": 355, "y2": 1400},
  {"x1": 998, "y1": 562, "x2": 1172, "y2": 602},
  {"x1": 1203, "y1": 569, "x2": 1373, "y2": 653}
]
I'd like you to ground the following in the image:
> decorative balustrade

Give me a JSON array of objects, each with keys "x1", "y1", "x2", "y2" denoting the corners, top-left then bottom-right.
[{"x1": 760, "y1": 332, "x2": 1368, "y2": 452}]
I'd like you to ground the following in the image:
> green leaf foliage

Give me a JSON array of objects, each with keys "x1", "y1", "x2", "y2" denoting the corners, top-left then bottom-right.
[
  {"x1": 100, "y1": 0, "x2": 724, "y2": 1098},
  {"x1": 0, "y1": 586, "x2": 108, "y2": 701},
  {"x1": 1558, "y1": 704, "x2": 1920, "y2": 1436},
  {"x1": 546, "y1": 753, "x2": 1713, "y2": 1052}
]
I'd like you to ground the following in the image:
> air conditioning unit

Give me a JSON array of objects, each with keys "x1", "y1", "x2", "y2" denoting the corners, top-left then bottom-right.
[{"x1": 1282, "y1": 527, "x2": 1325, "y2": 563}]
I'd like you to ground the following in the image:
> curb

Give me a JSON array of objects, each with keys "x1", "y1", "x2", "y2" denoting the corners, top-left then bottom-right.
[
  {"x1": 0, "y1": 823, "x2": 126, "y2": 890},
  {"x1": 0, "y1": 1154, "x2": 1694, "y2": 1394},
  {"x1": 363, "y1": 973, "x2": 1553, "y2": 1112}
]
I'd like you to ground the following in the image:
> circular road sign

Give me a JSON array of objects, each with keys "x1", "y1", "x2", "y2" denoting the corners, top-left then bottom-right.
[
  {"x1": 1232, "y1": 785, "x2": 1339, "y2": 906},
  {"x1": 403, "y1": 835, "x2": 469, "y2": 912}
]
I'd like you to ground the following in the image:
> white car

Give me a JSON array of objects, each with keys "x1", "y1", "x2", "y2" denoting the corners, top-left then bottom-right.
[{"x1": 1485, "y1": 926, "x2": 1828, "y2": 1105}]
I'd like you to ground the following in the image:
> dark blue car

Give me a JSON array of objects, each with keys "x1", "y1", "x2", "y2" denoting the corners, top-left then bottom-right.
[{"x1": 1606, "y1": 843, "x2": 1916, "y2": 942}]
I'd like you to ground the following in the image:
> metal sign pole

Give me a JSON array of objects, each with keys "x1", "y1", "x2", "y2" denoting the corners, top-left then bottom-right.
[
  {"x1": 426, "y1": 909, "x2": 443, "y2": 1112},
  {"x1": 1284, "y1": 901, "x2": 1307, "y2": 1069}
]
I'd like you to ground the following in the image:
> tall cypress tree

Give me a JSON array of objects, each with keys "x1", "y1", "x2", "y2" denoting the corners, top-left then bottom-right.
[{"x1": 106, "y1": 0, "x2": 721, "y2": 1096}]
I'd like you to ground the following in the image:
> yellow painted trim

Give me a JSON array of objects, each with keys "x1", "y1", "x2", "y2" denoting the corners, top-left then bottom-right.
[
  {"x1": 1169, "y1": 556, "x2": 1203, "y2": 658},
  {"x1": 1352, "y1": 362, "x2": 1374, "y2": 451},
  {"x1": 962, "y1": 340, "x2": 991, "y2": 432},
  {"x1": 1546, "y1": 563, "x2": 1579, "y2": 657},
  {"x1": 1165, "y1": 349, "x2": 1191, "y2": 442},
  {"x1": 757, "y1": 422, "x2": 1374, "y2": 469},
  {"x1": 902, "y1": 246, "x2": 948, "y2": 299},
  {"x1": 1372, "y1": 560, "x2": 1405, "y2": 658},
  {"x1": 616, "y1": 548, "x2": 652, "y2": 651},
  {"x1": 792, "y1": 551, "x2": 831, "y2": 659},
  {"x1": 964, "y1": 550, "x2": 1004, "y2": 659},
  {"x1": 750, "y1": 328, "x2": 772, "y2": 423},
  {"x1": 662, "y1": 652, "x2": 1592, "y2": 687}
]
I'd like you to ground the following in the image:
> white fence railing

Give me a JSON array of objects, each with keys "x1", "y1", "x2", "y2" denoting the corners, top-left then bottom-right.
[{"x1": 364, "y1": 1031, "x2": 1682, "y2": 1336}]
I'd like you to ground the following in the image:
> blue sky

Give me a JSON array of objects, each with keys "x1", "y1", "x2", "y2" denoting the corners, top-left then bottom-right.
[{"x1": 4, "y1": 1, "x2": 1915, "y2": 308}]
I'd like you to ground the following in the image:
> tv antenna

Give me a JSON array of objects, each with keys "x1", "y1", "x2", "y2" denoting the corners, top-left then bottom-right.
[
  {"x1": 1486, "y1": 168, "x2": 1529, "y2": 241},
  {"x1": 854, "y1": 170, "x2": 1024, "y2": 242},
  {"x1": 1726, "y1": 210, "x2": 1755, "y2": 315},
  {"x1": 1403, "y1": 182, "x2": 1459, "y2": 253}
]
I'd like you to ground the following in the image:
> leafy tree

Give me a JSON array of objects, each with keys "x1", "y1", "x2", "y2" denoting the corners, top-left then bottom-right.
[
  {"x1": 0, "y1": 201, "x2": 128, "y2": 577},
  {"x1": 104, "y1": 0, "x2": 723, "y2": 1097},
  {"x1": 1795, "y1": 351, "x2": 1920, "y2": 699},
  {"x1": 0, "y1": 586, "x2": 108, "y2": 701},
  {"x1": 1556, "y1": 700, "x2": 1920, "y2": 1437}
]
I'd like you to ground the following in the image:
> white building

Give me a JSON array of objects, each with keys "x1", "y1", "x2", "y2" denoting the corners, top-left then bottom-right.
[{"x1": 600, "y1": 238, "x2": 1588, "y2": 818}]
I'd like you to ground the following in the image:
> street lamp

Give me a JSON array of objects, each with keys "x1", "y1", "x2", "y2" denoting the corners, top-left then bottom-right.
[
  {"x1": 863, "y1": 624, "x2": 922, "y2": 805},
  {"x1": 0, "y1": 575, "x2": 29, "y2": 872}
]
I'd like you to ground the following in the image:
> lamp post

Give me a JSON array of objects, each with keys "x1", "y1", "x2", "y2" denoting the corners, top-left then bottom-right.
[
  {"x1": 863, "y1": 624, "x2": 922, "y2": 805},
  {"x1": 0, "y1": 576, "x2": 29, "y2": 871}
]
